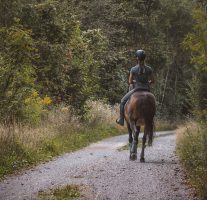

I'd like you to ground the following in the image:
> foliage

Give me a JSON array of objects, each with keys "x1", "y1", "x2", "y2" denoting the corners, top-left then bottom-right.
[
  {"x1": 84, "y1": 99, "x2": 119, "y2": 126},
  {"x1": 23, "y1": 90, "x2": 52, "y2": 124},
  {"x1": 0, "y1": 24, "x2": 37, "y2": 122},
  {"x1": 20, "y1": 1, "x2": 101, "y2": 114},
  {"x1": 183, "y1": 4, "x2": 207, "y2": 120},
  {"x1": 177, "y1": 123, "x2": 207, "y2": 199},
  {"x1": 0, "y1": 0, "x2": 205, "y2": 122},
  {"x1": 72, "y1": 0, "x2": 194, "y2": 118},
  {"x1": 184, "y1": 9, "x2": 207, "y2": 71},
  {"x1": 0, "y1": 0, "x2": 109, "y2": 120}
]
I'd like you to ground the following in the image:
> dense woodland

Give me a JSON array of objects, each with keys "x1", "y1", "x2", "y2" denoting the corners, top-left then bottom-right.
[{"x1": 0, "y1": 0, "x2": 206, "y2": 123}]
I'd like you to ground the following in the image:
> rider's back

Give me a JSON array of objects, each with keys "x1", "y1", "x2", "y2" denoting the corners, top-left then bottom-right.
[{"x1": 130, "y1": 65, "x2": 153, "y2": 91}]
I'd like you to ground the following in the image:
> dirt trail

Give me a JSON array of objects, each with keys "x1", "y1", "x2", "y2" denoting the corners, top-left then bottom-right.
[{"x1": 0, "y1": 131, "x2": 197, "y2": 200}]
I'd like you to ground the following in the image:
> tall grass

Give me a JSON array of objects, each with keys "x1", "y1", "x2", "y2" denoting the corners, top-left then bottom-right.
[
  {"x1": 154, "y1": 118, "x2": 177, "y2": 131},
  {"x1": 0, "y1": 101, "x2": 125, "y2": 178},
  {"x1": 176, "y1": 122, "x2": 207, "y2": 200}
]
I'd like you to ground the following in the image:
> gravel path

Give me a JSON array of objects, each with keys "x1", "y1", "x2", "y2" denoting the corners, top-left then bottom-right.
[{"x1": 0, "y1": 131, "x2": 197, "y2": 200}]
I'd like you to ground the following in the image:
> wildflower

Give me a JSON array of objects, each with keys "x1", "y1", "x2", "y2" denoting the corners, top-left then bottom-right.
[
  {"x1": 32, "y1": 90, "x2": 39, "y2": 97},
  {"x1": 42, "y1": 96, "x2": 52, "y2": 105}
]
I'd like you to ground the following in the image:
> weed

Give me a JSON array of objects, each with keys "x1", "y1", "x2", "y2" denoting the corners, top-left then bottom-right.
[
  {"x1": 38, "y1": 185, "x2": 81, "y2": 200},
  {"x1": 177, "y1": 122, "x2": 207, "y2": 200},
  {"x1": 155, "y1": 118, "x2": 177, "y2": 131}
]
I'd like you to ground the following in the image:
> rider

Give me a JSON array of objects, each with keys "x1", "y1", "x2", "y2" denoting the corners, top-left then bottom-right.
[{"x1": 116, "y1": 49, "x2": 155, "y2": 126}]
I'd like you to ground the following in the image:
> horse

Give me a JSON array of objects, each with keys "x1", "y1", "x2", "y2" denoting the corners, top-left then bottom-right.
[{"x1": 124, "y1": 91, "x2": 156, "y2": 162}]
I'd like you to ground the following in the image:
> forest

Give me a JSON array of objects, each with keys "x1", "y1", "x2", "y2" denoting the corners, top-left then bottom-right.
[
  {"x1": 0, "y1": 0, "x2": 206, "y2": 121},
  {"x1": 0, "y1": 0, "x2": 206, "y2": 199}
]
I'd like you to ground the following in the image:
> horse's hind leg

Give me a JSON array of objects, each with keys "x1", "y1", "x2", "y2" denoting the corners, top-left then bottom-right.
[
  {"x1": 136, "y1": 126, "x2": 140, "y2": 145},
  {"x1": 130, "y1": 122, "x2": 140, "y2": 161},
  {"x1": 127, "y1": 123, "x2": 133, "y2": 151},
  {"x1": 147, "y1": 122, "x2": 154, "y2": 146},
  {"x1": 140, "y1": 127, "x2": 147, "y2": 162}
]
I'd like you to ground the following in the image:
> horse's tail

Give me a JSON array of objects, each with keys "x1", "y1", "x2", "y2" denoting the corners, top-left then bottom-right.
[{"x1": 142, "y1": 95, "x2": 155, "y2": 146}]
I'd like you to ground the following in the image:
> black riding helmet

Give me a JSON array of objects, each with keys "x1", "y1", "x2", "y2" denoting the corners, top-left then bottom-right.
[{"x1": 135, "y1": 49, "x2": 146, "y2": 60}]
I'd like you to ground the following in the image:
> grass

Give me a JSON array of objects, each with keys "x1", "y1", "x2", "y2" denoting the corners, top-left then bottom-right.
[
  {"x1": 0, "y1": 101, "x2": 126, "y2": 179},
  {"x1": 176, "y1": 122, "x2": 207, "y2": 200},
  {"x1": 38, "y1": 185, "x2": 81, "y2": 200},
  {"x1": 155, "y1": 118, "x2": 177, "y2": 131}
]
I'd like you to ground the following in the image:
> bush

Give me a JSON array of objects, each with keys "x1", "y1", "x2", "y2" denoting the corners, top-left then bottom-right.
[
  {"x1": 23, "y1": 90, "x2": 52, "y2": 124},
  {"x1": 84, "y1": 100, "x2": 119, "y2": 127},
  {"x1": 0, "y1": 25, "x2": 37, "y2": 122},
  {"x1": 177, "y1": 122, "x2": 207, "y2": 199}
]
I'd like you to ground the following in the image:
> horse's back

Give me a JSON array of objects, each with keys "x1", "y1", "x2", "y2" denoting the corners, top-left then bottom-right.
[{"x1": 125, "y1": 91, "x2": 155, "y2": 125}]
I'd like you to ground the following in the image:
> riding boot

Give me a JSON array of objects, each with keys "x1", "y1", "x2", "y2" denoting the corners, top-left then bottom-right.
[{"x1": 116, "y1": 103, "x2": 125, "y2": 126}]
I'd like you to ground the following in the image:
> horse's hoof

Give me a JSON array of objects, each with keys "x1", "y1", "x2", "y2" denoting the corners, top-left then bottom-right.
[
  {"x1": 148, "y1": 141, "x2": 152, "y2": 146},
  {"x1": 140, "y1": 158, "x2": 145, "y2": 163},
  {"x1": 130, "y1": 153, "x2": 137, "y2": 161}
]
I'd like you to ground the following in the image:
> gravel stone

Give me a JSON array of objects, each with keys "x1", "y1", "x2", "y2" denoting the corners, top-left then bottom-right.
[{"x1": 0, "y1": 132, "x2": 198, "y2": 200}]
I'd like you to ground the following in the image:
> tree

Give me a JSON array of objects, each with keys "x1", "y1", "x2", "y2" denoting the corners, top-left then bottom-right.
[
  {"x1": 0, "y1": 0, "x2": 108, "y2": 120},
  {"x1": 184, "y1": 2, "x2": 207, "y2": 120},
  {"x1": 72, "y1": 0, "x2": 194, "y2": 119},
  {"x1": 0, "y1": 24, "x2": 37, "y2": 121}
]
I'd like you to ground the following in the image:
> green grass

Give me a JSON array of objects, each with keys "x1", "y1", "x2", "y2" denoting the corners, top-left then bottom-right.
[
  {"x1": 0, "y1": 125, "x2": 125, "y2": 179},
  {"x1": 38, "y1": 185, "x2": 81, "y2": 200},
  {"x1": 177, "y1": 124, "x2": 207, "y2": 200}
]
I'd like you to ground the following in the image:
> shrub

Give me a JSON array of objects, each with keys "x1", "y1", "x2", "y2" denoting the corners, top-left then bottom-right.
[
  {"x1": 177, "y1": 122, "x2": 207, "y2": 199},
  {"x1": 84, "y1": 100, "x2": 119, "y2": 127},
  {"x1": 23, "y1": 90, "x2": 52, "y2": 124},
  {"x1": 0, "y1": 25, "x2": 37, "y2": 122}
]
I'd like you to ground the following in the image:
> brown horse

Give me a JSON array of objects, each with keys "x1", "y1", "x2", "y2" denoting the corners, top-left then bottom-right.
[{"x1": 124, "y1": 91, "x2": 156, "y2": 162}]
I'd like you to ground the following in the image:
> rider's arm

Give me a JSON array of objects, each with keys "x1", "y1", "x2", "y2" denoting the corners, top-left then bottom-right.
[
  {"x1": 128, "y1": 72, "x2": 135, "y2": 91},
  {"x1": 128, "y1": 72, "x2": 135, "y2": 86}
]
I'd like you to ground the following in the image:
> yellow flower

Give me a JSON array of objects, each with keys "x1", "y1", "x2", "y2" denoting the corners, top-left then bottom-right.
[
  {"x1": 42, "y1": 96, "x2": 52, "y2": 105},
  {"x1": 32, "y1": 91, "x2": 39, "y2": 97}
]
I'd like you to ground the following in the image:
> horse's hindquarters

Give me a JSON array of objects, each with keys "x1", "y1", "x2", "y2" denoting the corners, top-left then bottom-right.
[
  {"x1": 125, "y1": 91, "x2": 155, "y2": 125},
  {"x1": 136, "y1": 119, "x2": 145, "y2": 126}
]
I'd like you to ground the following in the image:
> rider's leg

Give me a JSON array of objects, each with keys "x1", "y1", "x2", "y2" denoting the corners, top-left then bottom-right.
[{"x1": 116, "y1": 89, "x2": 136, "y2": 126}]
